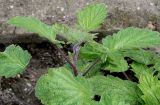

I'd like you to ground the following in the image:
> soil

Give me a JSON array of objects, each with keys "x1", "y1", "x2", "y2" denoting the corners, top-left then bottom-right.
[{"x1": 0, "y1": 42, "x2": 65, "y2": 105}]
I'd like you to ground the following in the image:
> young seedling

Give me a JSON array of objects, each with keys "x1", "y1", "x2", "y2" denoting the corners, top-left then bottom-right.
[{"x1": 1, "y1": 3, "x2": 160, "y2": 105}]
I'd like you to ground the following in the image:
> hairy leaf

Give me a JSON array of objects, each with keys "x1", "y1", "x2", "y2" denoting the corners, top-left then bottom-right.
[
  {"x1": 89, "y1": 75, "x2": 142, "y2": 105},
  {"x1": 131, "y1": 62, "x2": 152, "y2": 78},
  {"x1": 64, "y1": 59, "x2": 92, "y2": 73},
  {"x1": 53, "y1": 24, "x2": 95, "y2": 43},
  {"x1": 64, "y1": 28, "x2": 95, "y2": 43},
  {"x1": 154, "y1": 62, "x2": 160, "y2": 72},
  {"x1": 152, "y1": 56, "x2": 160, "y2": 72},
  {"x1": 138, "y1": 73, "x2": 160, "y2": 105},
  {"x1": 80, "y1": 41, "x2": 107, "y2": 61},
  {"x1": 123, "y1": 49, "x2": 155, "y2": 65},
  {"x1": 0, "y1": 45, "x2": 31, "y2": 78},
  {"x1": 100, "y1": 92, "x2": 130, "y2": 105},
  {"x1": 52, "y1": 23, "x2": 69, "y2": 35},
  {"x1": 65, "y1": 59, "x2": 102, "y2": 77},
  {"x1": 8, "y1": 16, "x2": 57, "y2": 42},
  {"x1": 103, "y1": 51, "x2": 128, "y2": 72},
  {"x1": 35, "y1": 67, "x2": 96, "y2": 105},
  {"x1": 77, "y1": 3, "x2": 107, "y2": 31},
  {"x1": 102, "y1": 27, "x2": 160, "y2": 51}
]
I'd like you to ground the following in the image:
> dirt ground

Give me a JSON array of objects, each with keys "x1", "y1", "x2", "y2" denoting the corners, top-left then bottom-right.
[{"x1": 0, "y1": 42, "x2": 65, "y2": 105}]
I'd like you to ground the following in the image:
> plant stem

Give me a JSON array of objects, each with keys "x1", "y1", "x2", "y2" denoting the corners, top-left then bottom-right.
[
  {"x1": 56, "y1": 46, "x2": 78, "y2": 76},
  {"x1": 72, "y1": 43, "x2": 81, "y2": 65},
  {"x1": 122, "y1": 72, "x2": 130, "y2": 80},
  {"x1": 82, "y1": 59, "x2": 99, "y2": 76},
  {"x1": 27, "y1": 68, "x2": 37, "y2": 77}
]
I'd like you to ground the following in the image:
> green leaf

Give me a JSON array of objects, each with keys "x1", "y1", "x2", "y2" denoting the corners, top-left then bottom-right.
[
  {"x1": 103, "y1": 51, "x2": 128, "y2": 72},
  {"x1": 77, "y1": 3, "x2": 107, "y2": 31},
  {"x1": 0, "y1": 45, "x2": 31, "y2": 78},
  {"x1": 64, "y1": 59, "x2": 102, "y2": 78},
  {"x1": 89, "y1": 75, "x2": 142, "y2": 105},
  {"x1": 52, "y1": 23, "x2": 69, "y2": 35},
  {"x1": 8, "y1": 16, "x2": 57, "y2": 42},
  {"x1": 35, "y1": 67, "x2": 96, "y2": 105},
  {"x1": 64, "y1": 28, "x2": 95, "y2": 43},
  {"x1": 138, "y1": 73, "x2": 160, "y2": 105},
  {"x1": 131, "y1": 62, "x2": 152, "y2": 78},
  {"x1": 64, "y1": 59, "x2": 92, "y2": 73},
  {"x1": 152, "y1": 56, "x2": 160, "y2": 72},
  {"x1": 100, "y1": 92, "x2": 130, "y2": 105},
  {"x1": 77, "y1": 60, "x2": 102, "y2": 77},
  {"x1": 53, "y1": 24, "x2": 96, "y2": 43},
  {"x1": 102, "y1": 27, "x2": 160, "y2": 51},
  {"x1": 80, "y1": 41, "x2": 107, "y2": 61},
  {"x1": 123, "y1": 49, "x2": 156, "y2": 65}
]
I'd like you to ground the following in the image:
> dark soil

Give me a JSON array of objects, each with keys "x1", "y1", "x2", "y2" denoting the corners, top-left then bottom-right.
[{"x1": 0, "y1": 42, "x2": 65, "y2": 105}]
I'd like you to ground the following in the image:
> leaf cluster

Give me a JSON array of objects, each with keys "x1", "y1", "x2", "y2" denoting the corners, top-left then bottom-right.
[{"x1": 4, "y1": 3, "x2": 160, "y2": 105}]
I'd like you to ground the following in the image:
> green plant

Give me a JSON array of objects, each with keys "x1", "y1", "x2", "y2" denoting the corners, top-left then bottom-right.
[{"x1": 3, "y1": 3, "x2": 160, "y2": 105}]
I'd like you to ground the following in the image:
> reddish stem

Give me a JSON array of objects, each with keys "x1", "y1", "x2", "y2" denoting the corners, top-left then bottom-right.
[
  {"x1": 27, "y1": 68, "x2": 37, "y2": 77},
  {"x1": 73, "y1": 44, "x2": 81, "y2": 65},
  {"x1": 122, "y1": 72, "x2": 130, "y2": 80},
  {"x1": 56, "y1": 46, "x2": 78, "y2": 76}
]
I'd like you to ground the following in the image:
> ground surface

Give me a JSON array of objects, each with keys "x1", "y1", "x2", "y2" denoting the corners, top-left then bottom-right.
[
  {"x1": 0, "y1": 42, "x2": 65, "y2": 105},
  {"x1": 0, "y1": 0, "x2": 160, "y2": 36}
]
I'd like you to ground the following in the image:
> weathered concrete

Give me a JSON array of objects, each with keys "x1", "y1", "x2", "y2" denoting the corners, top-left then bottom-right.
[{"x1": 0, "y1": 0, "x2": 160, "y2": 43}]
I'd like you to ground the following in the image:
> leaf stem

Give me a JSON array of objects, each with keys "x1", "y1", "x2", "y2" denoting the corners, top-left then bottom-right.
[
  {"x1": 72, "y1": 43, "x2": 82, "y2": 65},
  {"x1": 27, "y1": 68, "x2": 37, "y2": 77},
  {"x1": 56, "y1": 46, "x2": 78, "y2": 76},
  {"x1": 122, "y1": 72, "x2": 131, "y2": 80},
  {"x1": 82, "y1": 59, "x2": 99, "y2": 76}
]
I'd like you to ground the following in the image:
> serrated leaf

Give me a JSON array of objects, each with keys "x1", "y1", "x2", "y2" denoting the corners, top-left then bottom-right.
[
  {"x1": 102, "y1": 27, "x2": 160, "y2": 51},
  {"x1": 123, "y1": 49, "x2": 156, "y2": 65},
  {"x1": 100, "y1": 92, "x2": 130, "y2": 105},
  {"x1": 52, "y1": 23, "x2": 69, "y2": 35},
  {"x1": 0, "y1": 45, "x2": 31, "y2": 78},
  {"x1": 64, "y1": 59, "x2": 92, "y2": 73},
  {"x1": 131, "y1": 62, "x2": 152, "y2": 78},
  {"x1": 64, "y1": 28, "x2": 95, "y2": 43},
  {"x1": 89, "y1": 75, "x2": 142, "y2": 105},
  {"x1": 35, "y1": 67, "x2": 96, "y2": 105},
  {"x1": 138, "y1": 73, "x2": 160, "y2": 105},
  {"x1": 8, "y1": 16, "x2": 57, "y2": 42},
  {"x1": 152, "y1": 56, "x2": 160, "y2": 72},
  {"x1": 80, "y1": 41, "x2": 107, "y2": 61},
  {"x1": 53, "y1": 24, "x2": 96, "y2": 43},
  {"x1": 103, "y1": 51, "x2": 128, "y2": 72},
  {"x1": 76, "y1": 60, "x2": 102, "y2": 77},
  {"x1": 77, "y1": 3, "x2": 107, "y2": 31}
]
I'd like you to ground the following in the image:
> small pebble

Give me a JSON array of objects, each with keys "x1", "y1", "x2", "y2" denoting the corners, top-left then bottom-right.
[
  {"x1": 137, "y1": 7, "x2": 140, "y2": 10},
  {"x1": 26, "y1": 83, "x2": 32, "y2": 87},
  {"x1": 24, "y1": 88, "x2": 28, "y2": 92},
  {"x1": 31, "y1": 13, "x2": 35, "y2": 16},
  {"x1": 17, "y1": 74, "x2": 20, "y2": 78},
  {"x1": 8, "y1": 88, "x2": 12, "y2": 91},
  {"x1": 10, "y1": 5, "x2": 14, "y2": 9},
  {"x1": 63, "y1": 16, "x2": 66, "y2": 18},
  {"x1": 60, "y1": 7, "x2": 64, "y2": 12},
  {"x1": 150, "y1": 3, "x2": 154, "y2": 6}
]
